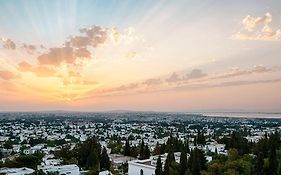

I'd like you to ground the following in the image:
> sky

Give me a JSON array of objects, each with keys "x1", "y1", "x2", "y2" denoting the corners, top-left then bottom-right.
[{"x1": 0, "y1": 0, "x2": 281, "y2": 112}]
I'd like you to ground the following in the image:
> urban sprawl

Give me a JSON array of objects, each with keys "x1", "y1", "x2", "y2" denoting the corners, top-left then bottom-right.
[{"x1": 0, "y1": 112, "x2": 280, "y2": 175}]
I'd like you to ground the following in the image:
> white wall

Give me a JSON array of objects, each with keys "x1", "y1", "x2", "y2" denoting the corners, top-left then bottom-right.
[{"x1": 128, "y1": 162, "x2": 155, "y2": 175}]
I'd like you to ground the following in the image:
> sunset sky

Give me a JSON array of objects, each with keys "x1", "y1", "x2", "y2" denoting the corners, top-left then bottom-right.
[{"x1": 0, "y1": 0, "x2": 281, "y2": 112}]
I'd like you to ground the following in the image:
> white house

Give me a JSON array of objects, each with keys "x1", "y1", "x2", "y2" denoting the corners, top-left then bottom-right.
[
  {"x1": 128, "y1": 152, "x2": 189, "y2": 175},
  {"x1": 23, "y1": 149, "x2": 36, "y2": 155},
  {"x1": 99, "y1": 170, "x2": 113, "y2": 175},
  {"x1": 38, "y1": 164, "x2": 80, "y2": 175},
  {"x1": 204, "y1": 142, "x2": 225, "y2": 153},
  {"x1": 0, "y1": 167, "x2": 35, "y2": 175},
  {"x1": 129, "y1": 159, "x2": 155, "y2": 175}
]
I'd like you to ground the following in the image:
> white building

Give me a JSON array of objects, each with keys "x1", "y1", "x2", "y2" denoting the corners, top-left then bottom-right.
[
  {"x1": 38, "y1": 164, "x2": 80, "y2": 175},
  {"x1": 129, "y1": 159, "x2": 155, "y2": 175},
  {"x1": 128, "y1": 152, "x2": 189, "y2": 175},
  {"x1": 99, "y1": 170, "x2": 113, "y2": 175},
  {"x1": 204, "y1": 142, "x2": 225, "y2": 153},
  {"x1": 23, "y1": 149, "x2": 36, "y2": 155},
  {"x1": 0, "y1": 167, "x2": 35, "y2": 175}
]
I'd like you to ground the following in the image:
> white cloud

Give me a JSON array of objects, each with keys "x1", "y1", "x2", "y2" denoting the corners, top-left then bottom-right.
[
  {"x1": 233, "y1": 12, "x2": 281, "y2": 41},
  {"x1": 242, "y1": 13, "x2": 272, "y2": 32}
]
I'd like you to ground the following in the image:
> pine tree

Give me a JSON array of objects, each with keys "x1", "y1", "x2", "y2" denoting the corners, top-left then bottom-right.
[
  {"x1": 155, "y1": 156, "x2": 163, "y2": 175},
  {"x1": 100, "y1": 146, "x2": 110, "y2": 171},
  {"x1": 124, "y1": 139, "x2": 131, "y2": 156},
  {"x1": 179, "y1": 150, "x2": 187, "y2": 175}
]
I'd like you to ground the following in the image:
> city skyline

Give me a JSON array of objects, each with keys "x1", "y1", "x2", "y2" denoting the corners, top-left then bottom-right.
[{"x1": 0, "y1": 0, "x2": 281, "y2": 112}]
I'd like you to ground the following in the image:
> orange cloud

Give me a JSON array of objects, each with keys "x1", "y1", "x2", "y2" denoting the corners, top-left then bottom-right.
[
  {"x1": 0, "y1": 70, "x2": 19, "y2": 80},
  {"x1": 18, "y1": 61, "x2": 56, "y2": 77},
  {"x1": 38, "y1": 47, "x2": 76, "y2": 65},
  {"x1": 18, "y1": 61, "x2": 33, "y2": 72}
]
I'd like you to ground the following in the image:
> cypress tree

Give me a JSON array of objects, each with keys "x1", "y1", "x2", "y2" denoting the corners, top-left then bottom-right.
[
  {"x1": 139, "y1": 139, "x2": 145, "y2": 159},
  {"x1": 144, "y1": 144, "x2": 151, "y2": 159},
  {"x1": 188, "y1": 148, "x2": 206, "y2": 175},
  {"x1": 153, "y1": 142, "x2": 162, "y2": 155},
  {"x1": 179, "y1": 150, "x2": 187, "y2": 175},
  {"x1": 86, "y1": 146, "x2": 99, "y2": 170},
  {"x1": 185, "y1": 139, "x2": 190, "y2": 153},
  {"x1": 255, "y1": 153, "x2": 264, "y2": 175},
  {"x1": 269, "y1": 134, "x2": 278, "y2": 175},
  {"x1": 163, "y1": 150, "x2": 175, "y2": 175},
  {"x1": 100, "y1": 146, "x2": 110, "y2": 171},
  {"x1": 124, "y1": 139, "x2": 131, "y2": 156},
  {"x1": 155, "y1": 156, "x2": 163, "y2": 175}
]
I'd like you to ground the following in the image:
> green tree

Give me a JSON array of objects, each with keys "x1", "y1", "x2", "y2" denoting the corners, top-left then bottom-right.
[
  {"x1": 86, "y1": 146, "x2": 100, "y2": 171},
  {"x1": 155, "y1": 156, "x2": 163, "y2": 175},
  {"x1": 269, "y1": 138, "x2": 278, "y2": 175},
  {"x1": 4, "y1": 139, "x2": 13, "y2": 149},
  {"x1": 76, "y1": 137, "x2": 101, "y2": 169},
  {"x1": 163, "y1": 150, "x2": 175, "y2": 175},
  {"x1": 144, "y1": 144, "x2": 151, "y2": 159},
  {"x1": 179, "y1": 150, "x2": 187, "y2": 175},
  {"x1": 130, "y1": 146, "x2": 139, "y2": 158},
  {"x1": 139, "y1": 139, "x2": 145, "y2": 160},
  {"x1": 15, "y1": 155, "x2": 39, "y2": 169},
  {"x1": 100, "y1": 146, "x2": 110, "y2": 171},
  {"x1": 124, "y1": 139, "x2": 131, "y2": 156},
  {"x1": 255, "y1": 153, "x2": 264, "y2": 175},
  {"x1": 153, "y1": 143, "x2": 162, "y2": 155},
  {"x1": 188, "y1": 148, "x2": 206, "y2": 175},
  {"x1": 185, "y1": 140, "x2": 190, "y2": 154}
]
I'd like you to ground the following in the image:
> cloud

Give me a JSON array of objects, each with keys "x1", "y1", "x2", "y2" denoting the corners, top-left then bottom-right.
[
  {"x1": 104, "y1": 83, "x2": 139, "y2": 93},
  {"x1": 38, "y1": 47, "x2": 76, "y2": 65},
  {"x1": 1, "y1": 25, "x2": 147, "y2": 101},
  {"x1": 0, "y1": 70, "x2": 19, "y2": 80},
  {"x1": 74, "y1": 47, "x2": 91, "y2": 58},
  {"x1": 166, "y1": 69, "x2": 207, "y2": 83},
  {"x1": 66, "y1": 36, "x2": 91, "y2": 48},
  {"x1": 166, "y1": 72, "x2": 181, "y2": 83},
  {"x1": 217, "y1": 78, "x2": 281, "y2": 87},
  {"x1": 185, "y1": 69, "x2": 207, "y2": 80},
  {"x1": 143, "y1": 78, "x2": 162, "y2": 86},
  {"x1": 212, "y1": 65, "x2": 273, "y2": 79},
  {"x1": 80, "y1": 26, "x2": 107, "y2": 43},
  {"x1": 66, "y1": 25, "x2": 108, "y2": 48},
  {"x1": 32, "y1": 66, "x2": 56, "y2": 77},
  {"x1": 1, "y1": 38, "x2": 16, "y2": 50},
  {"x1": 233, "y1": 12, "x2": 281, "y2": 41},
  {"x1": 18, "y1": 61, "x2": 33, "y2": 72},
  {"x1": 22, "y1": 44, "x2": 36, "y2": 54},
  {"x1": 18, "y1": 61, "x2": 56, "y2": 77},
  {"x1": 38, "y1": 26, "x2": 131, "y2": 66},
  {"x1": 242, "y1": 13, "x2": 272, "y2": 32},
  {"x1": 68, "y1": 71, "x2": 81, "y2": 77}
]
